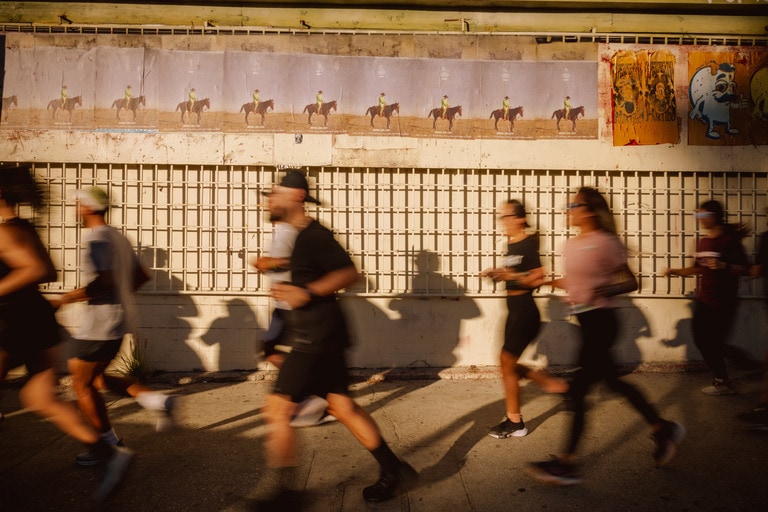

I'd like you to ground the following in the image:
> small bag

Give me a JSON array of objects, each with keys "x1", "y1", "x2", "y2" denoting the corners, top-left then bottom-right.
[{"x1": 595, "y1": 263, "x2": 638, "y2": 297}]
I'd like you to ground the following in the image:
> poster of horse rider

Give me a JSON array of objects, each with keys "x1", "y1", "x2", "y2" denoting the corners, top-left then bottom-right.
[
  {"x1": 1, "y1": 45, "x2": 97, "y2": 128},
  {"x1": 611, "y1": 49, "x2": 678, "y2": 146},
  {"x1": 688, "y1": 48, "x2": 768, "y2": 146},
  {"x1": 1, "y1": 35, "x2": 598, "y2": 140},
  {"x1": 477, "y1": 60, "x2": 598, "y2": 139}
]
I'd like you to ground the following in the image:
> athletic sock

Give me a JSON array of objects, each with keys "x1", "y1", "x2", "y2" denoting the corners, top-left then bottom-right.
[
  {"x1": 100, "y1": 428, "x2": 120, "y2": 445},
  {"x1": 370, "y1": 441, "x2": 401, "y2": 474}
]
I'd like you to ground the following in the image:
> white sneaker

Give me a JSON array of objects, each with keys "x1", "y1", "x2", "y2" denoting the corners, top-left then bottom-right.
[
  {"x1": 290, "y1": 395, "x2": 329, "y2": 427},
  {"x1": 702, "y1": 378, "x2": 737, "y2": 396}
]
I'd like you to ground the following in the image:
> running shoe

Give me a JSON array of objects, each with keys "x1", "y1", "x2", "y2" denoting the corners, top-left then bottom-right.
[
  {"x1": 652, "y1": 420, "x2": 686, "y2": 466},
  {"x1": 527, "y1": 458, "x2": 582, "y2": 486},
  {"x1": 290, "y1": 395, "x2": 329, "y2": 427},
  {"x1": 702, "y1": 378, "x2": 737, "y2": 396},
  {"x1": 488, "y1": 417, "x2": 528, "y2": 439},
  {"x1": 362, "y1": 462, "x2": 418, "y2": 502},
  {"x1": 93, "y1": 446, "x2": 134, "y2": 502},
  {"x1": 76, "y1": 439, "x2": 126, "y2": 467}
]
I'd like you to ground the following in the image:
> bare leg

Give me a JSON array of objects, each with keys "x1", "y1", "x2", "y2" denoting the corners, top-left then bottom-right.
[
  {"x1": 263, "y1": 393, "x2": 299, "y2": 467},
  {"x1": 515, "y1": 363, "x2": 569, "y2": 394},
  {"x1": 325, "y1": 392, "x2": 383, "y2": 450},
  {"x1": 500, "y1": 351, "x2": 522, "y2": 422},
  {"x1": 68, "y1": 358, "x2": 113, "y2": 433},
  {"x1": 20, "y1": 367, "x2": 100, "y2": 443}
]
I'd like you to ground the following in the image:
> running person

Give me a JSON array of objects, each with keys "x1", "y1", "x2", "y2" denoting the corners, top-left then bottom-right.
[
  {"x1": 528, "y1": 187, "x2": 684, "y2": 485},
  {"x1": 257, "y1": 170, "x2": 417, "y2": 507},
  {"x1": 481, "y1": 199, "x2": 567, "y2": 439},
  {"x1": 53, "y1": 187, "x2": 177, "y2": 467},
  {"x1": 664, "y1": 200, "x2": 751, "y2": 395},
  {"x1": 0, "y1": 166, "x2": 132, "y2": 502}
]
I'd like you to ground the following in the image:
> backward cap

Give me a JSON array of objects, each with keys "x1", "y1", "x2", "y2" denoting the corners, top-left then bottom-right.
[{"x1": 276, "y1": 170, "x2": 321, "y2": 204}]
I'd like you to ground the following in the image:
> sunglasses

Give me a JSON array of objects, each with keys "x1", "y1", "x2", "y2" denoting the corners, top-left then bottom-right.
[
  {"x1": 567, "y1": 202, "x2": 588, "y2": 209},
  {"x1": 695, "y1": 212, "x2": 714, "y2": 219}
]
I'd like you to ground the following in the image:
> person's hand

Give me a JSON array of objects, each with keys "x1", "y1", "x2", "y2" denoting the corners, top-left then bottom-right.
[
  {"x1": 253, "y1": 257, "x2": 275, "y2": 273},
  {"x1": 663, "y1": 268, "x2": 674, "y2": 277},
  {"x1": 481, "y1": 268, "x2": 506, "y2": 282},
  {"x1": 48, "y1": 298, "x2": 64, "y2": 311},
  {"x1": 272, "y1": 282, "x2": 311, "y2": 309}
]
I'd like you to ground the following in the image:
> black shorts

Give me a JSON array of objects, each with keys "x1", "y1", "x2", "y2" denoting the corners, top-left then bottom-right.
[
  {"x1": 0, "y1": 292, "x2": 61, "y2": 372},
  {"x1": 68, "y1": 338, "x2": 123, "y2": 362},
  {"x1": 502, "y1": 293, "x2": 541, "y2": 356},
  {"x1": 273, "y1": 350, "x2": 350, "y2": 403}
]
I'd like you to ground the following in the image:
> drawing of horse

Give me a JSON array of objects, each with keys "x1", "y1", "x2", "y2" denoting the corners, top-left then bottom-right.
[
  {"x1": 176, "y1": 97, "x2": 210, "y2": 124},
  {"x1": 239, "y1": 99, "x2": 274, "y2": 125},
  {"x1": 111, "y1": 95, "x2": 146, "y2": 121},
  {"x1": 1, "y1": 95, "x2": 17, "y2": 121},
  {"x1": 428, "y1": 105, "x2": 462, "y2": 131},
  {"x1": 47, "y1": 95, "x2": 82, "y2": 121},
  {"x1": 551, "y1": 105, "x2": 585, "y2": 132},
  {"x1": 303, "y1": 100, "x2": 337, "y2": 126},
  {"x1": 365, "y1": 102, "x2": 399, "y2": 128},
  {"x1": 489, "y1": 105, "x2": 523, "y2": 132}
]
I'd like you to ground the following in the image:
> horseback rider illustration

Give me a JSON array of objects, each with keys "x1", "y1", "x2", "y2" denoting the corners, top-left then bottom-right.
[
  {"x1": 125, "y1": 85, "x2": 132, "y2": 103},
  {"x1": 61, "y1": 85, "x2": 68, "y2": 108},
  {"x1": 253, "y1": 89, "x2": 260, "y2": 110},
  {"x1": 441, "y1": 95, "x2": 449, "y2": 119},
  {"x1": 188, "y1": 88, "x2": 196, "y2": 110},
  {"x1": 564, "y1": 95, "x2": 571, "y2": 118},
  {"x1": 503, "y1": 95, "x2": 510, "y2": 120},
  {"x1": 316, "y1": 90, "x2": 323, "y2": 112},
  {"x1": 379, "y1": 92, "x2": 386, "y2": 116}
]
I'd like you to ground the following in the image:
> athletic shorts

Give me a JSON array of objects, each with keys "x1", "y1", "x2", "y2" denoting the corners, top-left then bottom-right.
[
  {"x1": 503, "y1": 293, "x2": 541, "y2": 356},
  {"x1": 273, "y1": 350, "x2": 350, "y2": 403},
  {"x1": 68, "y1": 338, "x2": 122, "y2": 362},
  {"x1": 0, "y1": 292, "x2": 61, "y2": 372}
]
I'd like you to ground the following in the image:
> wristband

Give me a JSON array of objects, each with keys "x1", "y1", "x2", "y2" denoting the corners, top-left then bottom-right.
[{"x1": 302, "y1": 284, "x2": 320, "y2": 299}]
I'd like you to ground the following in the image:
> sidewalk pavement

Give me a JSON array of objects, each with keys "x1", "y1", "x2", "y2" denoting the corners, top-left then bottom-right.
[{"x1": 1, "y1": 369, "x2": 766, "y2": 512}]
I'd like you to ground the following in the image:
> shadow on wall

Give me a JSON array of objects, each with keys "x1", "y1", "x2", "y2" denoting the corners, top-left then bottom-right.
[
  {"x1": 136, "y1": 247, "x2": 201, "y2": 372},
  {"x1": 200, "y1": 298, "x2": 259, "y2": 371},
  {"x1": 531, "y1": 295, "x2": 652, "y2": 373},
  {"x1": 347, "y1": 249, "x2": 481, "y2": 370}
]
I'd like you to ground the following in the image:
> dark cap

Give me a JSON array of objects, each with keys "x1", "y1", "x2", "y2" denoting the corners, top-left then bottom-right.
[{"x1": 263, "y1": 170, "x2": 321, "y2": 204}]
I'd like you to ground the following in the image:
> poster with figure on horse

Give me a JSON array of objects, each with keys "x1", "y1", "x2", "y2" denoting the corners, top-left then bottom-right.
[
  {"x1": 611, "y1": 49, "x2": 678, "y2": 146},
  {"x1": 1, "y1": 33, "x2": 597, "y2": 140},
  {"x1": 688, "y1": 48, "x2": 768, "y2": 146},
  {"x1": 1, "y1": 45, "x2": 97, "y2": 129},
  {"x1": 476, "y1": 61, "x2": 597, "y2": 139}
]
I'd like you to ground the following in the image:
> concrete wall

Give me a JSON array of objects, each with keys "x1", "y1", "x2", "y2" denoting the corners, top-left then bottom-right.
[
  {"x1": 5, "y1": 32, "x2": 768, "y2": 373},
  {"x1": 49, "y1": 292, "x2": 766, "y2": 373}
]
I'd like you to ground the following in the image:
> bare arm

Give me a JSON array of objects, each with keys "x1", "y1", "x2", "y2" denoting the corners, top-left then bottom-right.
[
  {"x1": 272, "y1": 265, "x2": 360, "y2": 309},
  {"x1": 481, "y1": 266, "x2": 545, "y2": 289},
  {"x1": 0, "y1": 225, "x2": 52, "y2": 297}
]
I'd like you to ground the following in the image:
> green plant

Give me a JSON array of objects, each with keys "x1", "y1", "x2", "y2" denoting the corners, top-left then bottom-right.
[{"x1": 112, "y1": 336, "x2": 154, "y2": 382}]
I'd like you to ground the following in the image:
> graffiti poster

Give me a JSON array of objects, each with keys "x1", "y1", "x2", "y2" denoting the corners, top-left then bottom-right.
[
  {"x1": 0, "y1": 36, "x2": 598, "y2": 140},
  {"x1": 688, "y1": 49, "x2": 768, "y2": 146},
  {"x1": 612, "y1": 50, "x2": 678, "y2": 146}
]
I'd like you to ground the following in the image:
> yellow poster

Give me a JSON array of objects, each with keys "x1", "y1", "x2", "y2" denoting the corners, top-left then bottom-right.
[{"x1": 612, "y1": 50, "x2": 678, "y2": 146}]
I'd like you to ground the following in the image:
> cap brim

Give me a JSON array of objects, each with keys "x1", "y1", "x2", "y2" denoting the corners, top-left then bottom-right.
[{"x1": 305, "y1": 195, "x2": 321, "y2": 205}]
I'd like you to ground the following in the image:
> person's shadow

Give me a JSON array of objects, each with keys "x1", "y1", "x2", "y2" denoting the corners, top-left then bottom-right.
[
  {"x1": 136, "y1": 247, "x2": 202, "y2": 372},
  {"x1": 199, "y1": 298, "x2": 259, "y2": 371}
]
